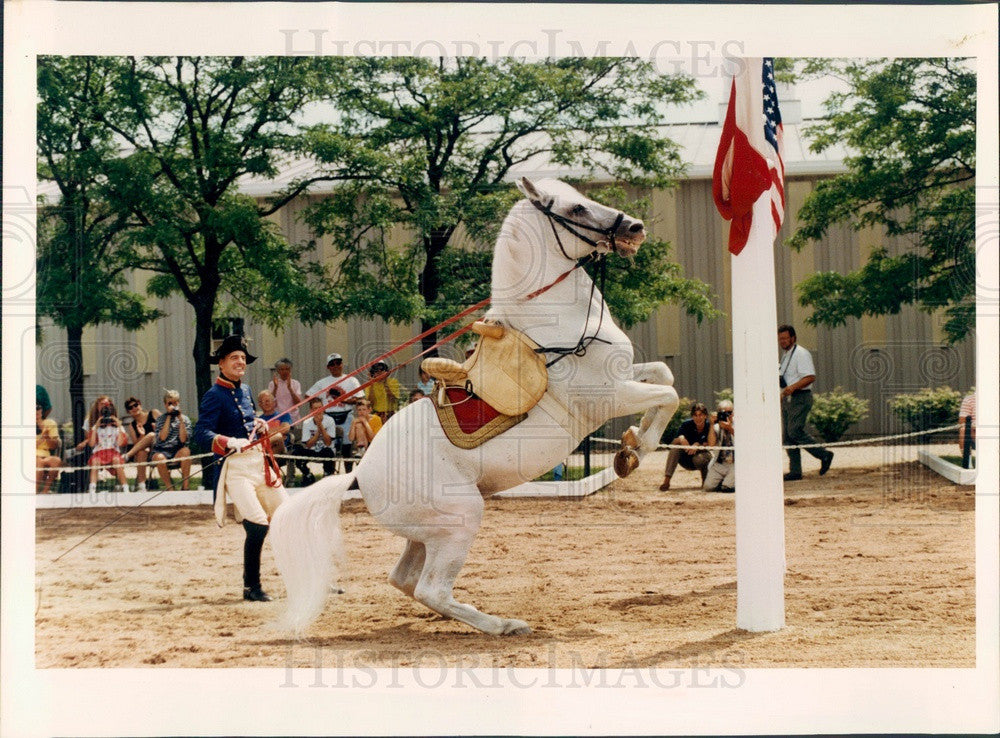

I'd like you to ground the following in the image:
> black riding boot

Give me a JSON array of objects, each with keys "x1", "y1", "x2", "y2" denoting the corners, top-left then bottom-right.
[{"x1": 242, "y1": 520, "x2": 271, "y2": 602}]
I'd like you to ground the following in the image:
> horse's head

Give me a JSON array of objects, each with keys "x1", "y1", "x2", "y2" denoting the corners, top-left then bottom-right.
[{"x1": 516, "y1": 177, "x2": 646, "y2": 259}]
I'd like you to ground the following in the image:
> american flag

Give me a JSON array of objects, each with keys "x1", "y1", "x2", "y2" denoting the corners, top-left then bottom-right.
[{"x1": 712, "y1": 57, "x2": 786, "y2": 255}]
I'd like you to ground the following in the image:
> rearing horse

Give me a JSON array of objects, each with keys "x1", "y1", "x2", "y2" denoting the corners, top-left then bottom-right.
[{"x1": 270, "y1": 177, "x2": 680, "y2": 636}]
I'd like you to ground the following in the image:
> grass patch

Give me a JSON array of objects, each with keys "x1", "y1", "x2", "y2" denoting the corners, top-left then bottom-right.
[{"x1": 940, "y1": 454, "x2": 975, "y2": 468}]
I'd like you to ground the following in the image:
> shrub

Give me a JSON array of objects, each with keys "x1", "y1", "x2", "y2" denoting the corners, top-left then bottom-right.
[
  {"x1": 888, "y1": 386, "x2": 962, "y2": 433},
  {"x1": 660, "y1": 396, "x2": 697, "y2": 443},
  {"x1": 808, "y1": 387, "x2": 869, "y2": 442},
  {"x1": 714, "y1": 387, "x2": 734, "y2": 405}
]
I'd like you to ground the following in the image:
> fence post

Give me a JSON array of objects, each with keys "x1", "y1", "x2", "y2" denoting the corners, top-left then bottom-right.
[
  {"x1": 583, "y1": 434, "x2": 591, "y2": 477},
  {"x1": 961, "y1": 416, "x2": 973, "y2": 469}
]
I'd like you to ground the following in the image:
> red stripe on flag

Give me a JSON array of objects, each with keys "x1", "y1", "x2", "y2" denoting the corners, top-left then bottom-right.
[{"x1": 712, "y1": 77, "x2": 772, "y2": 255}]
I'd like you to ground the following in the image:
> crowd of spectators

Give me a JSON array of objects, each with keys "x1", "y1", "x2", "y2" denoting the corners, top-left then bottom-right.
[{"x1": 35, "y1": 348, "x2": 436, "y2": 492}]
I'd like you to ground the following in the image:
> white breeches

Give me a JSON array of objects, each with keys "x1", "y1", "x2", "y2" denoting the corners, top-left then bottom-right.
[{"x1": 217, "y1": 448, "x2": 288, "y2": 526}]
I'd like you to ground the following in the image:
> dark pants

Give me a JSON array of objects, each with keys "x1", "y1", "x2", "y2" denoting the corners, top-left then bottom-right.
[
  {"x1": 782, "y1": 391, "x2": 829, "y2": 475},
  {"x1": 292, "y1": 445, "x2": 336, "y2": 476},
  {"x1": 663, "y1": 447, "x2": 712, "y2": 478}
]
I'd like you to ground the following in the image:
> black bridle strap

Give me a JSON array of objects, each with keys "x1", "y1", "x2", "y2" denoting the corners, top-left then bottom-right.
[
  {"x1": 530, "y1": 198, "x2": 625, "y2": 259},
  {"x1": 533, "y1": 254, "x2": 611, "y2": 368}
]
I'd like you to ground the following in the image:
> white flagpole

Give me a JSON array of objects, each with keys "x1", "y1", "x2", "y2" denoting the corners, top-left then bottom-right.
[{"x1": 732, "y1": 193, "x2": 786, "y2": 631}]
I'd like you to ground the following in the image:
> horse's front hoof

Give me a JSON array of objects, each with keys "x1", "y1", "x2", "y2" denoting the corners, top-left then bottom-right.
[{"x1": 613, "y1": 448, "x2": 639, "y2": 478}]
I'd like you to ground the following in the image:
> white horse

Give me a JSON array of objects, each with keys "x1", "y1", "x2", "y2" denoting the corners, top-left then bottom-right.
[{"x1": 270, "y1": 177, "x2": 680, "y2": 636}]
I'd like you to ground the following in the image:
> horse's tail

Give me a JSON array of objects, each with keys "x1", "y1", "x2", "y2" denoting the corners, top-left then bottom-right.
[{"x1": 270, "y1": 473, "x2": 352, "y2": 635}]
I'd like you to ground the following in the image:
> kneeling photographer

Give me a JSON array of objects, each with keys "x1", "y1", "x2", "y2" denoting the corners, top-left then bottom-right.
[{"x1": 704, "y1": 401, "x2": 735, "y2": 493}]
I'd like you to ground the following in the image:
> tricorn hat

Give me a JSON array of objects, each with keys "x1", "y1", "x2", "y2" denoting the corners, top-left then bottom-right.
[{"x1": 211, "y1": 334, "x2": 257, "y2": 365}]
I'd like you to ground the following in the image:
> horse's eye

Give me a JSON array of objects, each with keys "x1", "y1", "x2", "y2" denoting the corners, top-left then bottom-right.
[{"x1": 570, "y1": 204, "x2": 587, "y2": 216}]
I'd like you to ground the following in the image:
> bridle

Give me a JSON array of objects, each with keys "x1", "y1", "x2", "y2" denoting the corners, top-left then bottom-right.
[
  {"x1": 529, "y1": 197, "x2": 626, "y2": 262},
  {"x1": 527, "y1": 197, "x2": 631, "y2": 367}
]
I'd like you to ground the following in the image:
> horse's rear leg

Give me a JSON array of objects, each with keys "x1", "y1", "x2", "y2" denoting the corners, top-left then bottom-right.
[
  {"x1": 412, "y1": 526, "x2": 531, "y2": 636},
  {"x1": 389, "y1": 539, "x2": 426, "y2": 598}
]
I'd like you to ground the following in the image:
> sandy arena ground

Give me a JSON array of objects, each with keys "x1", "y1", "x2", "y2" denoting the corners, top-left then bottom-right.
[{"x1": 35, "y1": 446, "x2": 975, "y2": 669}]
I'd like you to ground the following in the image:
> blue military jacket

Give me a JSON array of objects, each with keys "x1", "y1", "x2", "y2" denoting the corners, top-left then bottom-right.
[{"x1": 194, "y1": 375, "x2": 256, "y2": 490}]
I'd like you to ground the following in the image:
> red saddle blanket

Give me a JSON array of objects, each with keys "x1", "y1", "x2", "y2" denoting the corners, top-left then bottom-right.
[{"x1": 432, "y1": 386, "x2": 528, "y2": 450}]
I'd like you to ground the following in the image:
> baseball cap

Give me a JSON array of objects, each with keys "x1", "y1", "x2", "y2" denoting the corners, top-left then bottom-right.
[{"x1": 326, "y1": 352, "x2": 343, "y2": 365}]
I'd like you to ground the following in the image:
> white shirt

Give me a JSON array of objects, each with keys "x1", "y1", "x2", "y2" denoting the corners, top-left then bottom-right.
[
  {"x1": 779, "y1": 343, "x2": 817, "y2": 390},
  {"x1": 301, "y1": 414, "x2": 338, "y2": 452},
  {"x1": 306, "y1": 373, "x2": 361, "y2": 412}
]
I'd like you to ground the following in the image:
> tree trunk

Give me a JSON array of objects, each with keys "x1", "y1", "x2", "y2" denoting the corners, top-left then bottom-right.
[
  {"x1": 192, "y1": 297, "x2": 216, "y2": 403},
  {"x1": 66, "y1": 324, "x2": 87, "y2": 446},
  {"x1": 419, "y1": 231, "x2": 449, "y2": 352}
]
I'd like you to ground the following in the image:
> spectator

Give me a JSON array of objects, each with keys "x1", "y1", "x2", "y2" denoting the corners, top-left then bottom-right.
[
  {"x1": 366, "y1": 361, "x2": 401, "y2": 422},
  {"x1": 958, "y1": 390, "x2": 976, "y2": 453},
  {"x1": 348, "y1": 398, "x2": 382, "y2": 457},
  {"x1": 122, "y1": 397, "x2": 160, "y2": 493},
  {"x1": 409, "y1": 388, "x2": 427, "y2": 404},
  {"x1": 704, "y1": 401, "x2": 735, "y2": 493},
  {"x1": 151, "y1": 390, "x2": 192, "y2": 491},
  {"x1": 778, "y1": 324, "x2": 834, "y2": 481},
  {"x1": 268, "y1": 357, "x2": 302, "y2": 425},
  {"x1": 36, "y1": 403, "x2": 61, "y2": 493},
  {"x1": 258, "y1": 389, "x2": 292, "y2": 480},
  {"x1": 293, "y1": 397, "x2": 338, "y2": 484},
  {"x1": 193, "y1": 333, "x2": 289, "y2": 603},
  {"x1": 86, "y1": 398, "x2": 130, "y2": 494},
  {"x1": 306, "y1": 353, "x2": 361, "y2": 471},
  {"x1": 268, "y1": 358, "x2": 303, "y2": 479},
  {"x1": 659, "y1": 402, "x2": 715, "y2": 491},
  {"x1": 416, "y1": 368, "x2": 435, "y2": 398},
  {"x1": 75, "y1": 395, "x2": 115, "y2": 452},
  {"x1": 36, "y1": 384, "x2": 53, "y2": 419}
]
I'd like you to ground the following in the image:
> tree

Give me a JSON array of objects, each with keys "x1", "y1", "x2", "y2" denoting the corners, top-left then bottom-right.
[
  {"x1": 300, "y1": 57, "x2": 715, "y2": 347},
  {"x1": 788, "y1": 58, "x2": 975, "y2": 343},
  {"x1": 36, "y1": 56, "x2": 162, "y2": 443},
  {"x1": 94, "y1": 56, "x2": 345, "y2": 399}
]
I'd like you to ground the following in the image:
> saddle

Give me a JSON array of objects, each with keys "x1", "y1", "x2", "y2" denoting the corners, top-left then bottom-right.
[{"x1": 422, "y1": 321, "x2": 547, "y2": 417}]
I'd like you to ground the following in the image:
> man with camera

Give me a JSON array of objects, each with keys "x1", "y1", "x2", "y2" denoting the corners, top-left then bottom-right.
[
  {"x1": 306, "y1": 352, "x2": 361, "y2": 471},
  {"x1": 704, "y1": 401, "x2": 736, "y2": 493},
  {"x1": 778, "y1": 324, "x2": 833, "y2": 481},
  {"x1": 151, "y1": 390, "x2": 193, "y2": 491}
]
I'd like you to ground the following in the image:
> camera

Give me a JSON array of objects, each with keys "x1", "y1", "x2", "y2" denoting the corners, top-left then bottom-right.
[
  {"x1": 169, "y1": 409, "x2": 180, "y2": 417},
  {"x1": 717, "y1": 410, "x2": 731, "y2": 422},
  {"x1": 99, "y1": 406, "x2": 115, "y2": 425},
  {"x1": 329, "y1": 387, "x2": 343, "y2": 398}
]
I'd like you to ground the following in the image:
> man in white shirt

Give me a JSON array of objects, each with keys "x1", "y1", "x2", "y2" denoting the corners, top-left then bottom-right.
[
  {"x1": 292, "y1": 397, "x2": 339, "y2": 484},
  {"x1": 305, "y1": 352, "x2": 361, "y2": 471},
  {"x1": 778, "y1": 324, "x2": 833, "y2": 481}
]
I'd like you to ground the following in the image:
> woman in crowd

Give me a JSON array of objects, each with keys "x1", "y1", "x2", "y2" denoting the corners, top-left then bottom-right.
[
  {"x1": 36, "y1": 403, "x2": 61, "y2": 493},
  {"x1": 122, "y1": 396, "x2": 160, "y2": 493},
  {"x1": 85, "y1": 396, "x2": 130, "y2": 494},
  {"x1": 347, "y1": 398, "x2": 382, "y2": 457}
]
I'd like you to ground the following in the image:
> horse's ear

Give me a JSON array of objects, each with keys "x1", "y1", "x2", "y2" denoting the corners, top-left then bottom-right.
[{"x1": 517, "y1": 177, "x2": 542, "y2": 203}]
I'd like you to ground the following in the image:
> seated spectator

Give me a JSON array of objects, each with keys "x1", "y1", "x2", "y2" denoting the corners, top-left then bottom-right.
[
  {"x1": 37, "y1": 384, "x2": 53, "y2": 419},
  {"x1": 86, "y1": 397, "x2": 130, "y2": 494},
  {"x1": 36, "y1": 403, "x2": 61, "y2": 493},
  {"x1": 151, "y1": 390, "x2": 192, "y2": 491},
  {"x1": 366, "y1": 361, "x2": 401, "y2": 422},
  {"x1": 659, "y1": 402, "x2": 716, "y2": 492},
  {"x1": 704, "y1": 401, "x2": 735, "y2": 493},
  {"x1": 958, "y1": 390, "x2": 976, "y2": 453},
  {"x1": 75, "y1": 395, "x2": 115, "y2": 453},
  {"x1": 409, "y1": 388, "x2": 427, "y2": 404},
  {"x1": 122, "y1": 397, "x2": 160, "y2": 493},
  {"x1": 258, "y1": 389, "x2": 292, "y2": 477},
  {"x1": 348, "y1": 399, "x2": 382, "y2": 457},
  {"x1": 415, "y1": 368, "x2": 435, "y2": 398},
  {"x1": 292, "y1": 397, "x2": 338, "y2": 484}
]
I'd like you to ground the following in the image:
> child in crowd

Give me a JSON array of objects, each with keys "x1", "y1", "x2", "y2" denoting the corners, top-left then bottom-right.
[{"x1": 86, "y1": 397, "x2": 130, "y2": 493}]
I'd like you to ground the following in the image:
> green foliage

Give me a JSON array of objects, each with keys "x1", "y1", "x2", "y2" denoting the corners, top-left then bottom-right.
[
  {"x1": 888, "y1": 386, "x2": 962, "y2": 433},
  {"x1": 807, "y1": 387, "x2": 870, "y2": 442},
  {"x1": 661, "y1": 396, "x2": 697, "y2": 444},
  {"x1": 714, "y1": 387, "x2": 734, "y2": 405},
  {"x1": 787, "y1": 59, "x2": 975, "y2": 343},
  {"x1": 300, "y1": 57, "x2": 711, "y2": 334}
]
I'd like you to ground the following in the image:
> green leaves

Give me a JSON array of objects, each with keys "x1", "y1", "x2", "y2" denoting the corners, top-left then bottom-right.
[
  {"x1": 808, "y1": 388, "x2": 869, "y2": 443},
  {"x1": 788, "y1": 58, "x2": 975, "y2": 343}
]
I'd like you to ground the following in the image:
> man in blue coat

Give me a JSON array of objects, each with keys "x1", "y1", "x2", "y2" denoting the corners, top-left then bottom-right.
[{"x1": 194, "y1": 334, "x2": 288, "y2": 602}]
